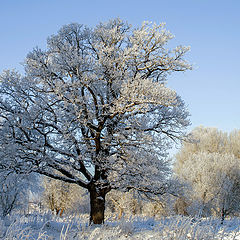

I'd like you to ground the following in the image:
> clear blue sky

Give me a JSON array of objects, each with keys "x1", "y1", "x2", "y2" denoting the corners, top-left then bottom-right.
[{"x1": 0, "y1": 0, "x2": 240, "y2": 133}]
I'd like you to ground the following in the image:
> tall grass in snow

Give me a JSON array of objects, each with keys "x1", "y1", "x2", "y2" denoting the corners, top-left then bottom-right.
[{"x1": 1, "y1": 213, "x2": 240, "y2": 239}]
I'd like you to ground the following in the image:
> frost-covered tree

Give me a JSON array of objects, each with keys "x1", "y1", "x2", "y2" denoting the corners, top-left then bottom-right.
[
  {"x1": 174, "y1": 126, "x2": 240, "y2": 221},
  {"x1": 42, "y1": 177, "x2": 71, "y2": 216},
  {"x1": 0, "y1": 172, "x2": 29, "y2": 217},
  {"x1": 106, "y1": 189, "x2": 142, "y2": 219},
  {"x1": 0, "y1": 19, "x2": 191, "y2": 224},
  {"x1": 0, "y1": 127, "x2": 30, "y2": 217},
  {"x1": 42, "y1": 176, "x2": 89, "y2": 216},
  {"x1": 175, "y1": 126, "x2": 229, "y2": 170},
  {"x1": 106, "y1": 189, "x2": 169, "y2": 219}
]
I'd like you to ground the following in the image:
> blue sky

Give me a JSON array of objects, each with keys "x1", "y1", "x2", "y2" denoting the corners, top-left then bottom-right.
[{"x1": 0, "y1": 0, "x2": 240, "y2": 134}]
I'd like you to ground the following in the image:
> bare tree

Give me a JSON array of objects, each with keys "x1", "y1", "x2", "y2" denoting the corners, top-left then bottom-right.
[{"x1": 0, "y1": 19, "x2": 191, "y2": 224}]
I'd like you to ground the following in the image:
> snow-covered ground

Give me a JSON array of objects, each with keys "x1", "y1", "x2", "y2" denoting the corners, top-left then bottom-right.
[{"x1": 1, "y1": 213, "x2": 240, "y2": 239}]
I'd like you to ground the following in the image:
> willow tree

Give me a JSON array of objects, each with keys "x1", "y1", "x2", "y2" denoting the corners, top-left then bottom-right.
[{"x1": 0, "y1": 19, "x2": 191, "y2": 224}]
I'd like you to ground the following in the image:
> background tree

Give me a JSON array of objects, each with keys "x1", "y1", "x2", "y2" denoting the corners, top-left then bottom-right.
[
  {"x1": 106, "y1": 189, "x2": 170, "y2": 219},
  {"x1": 0, "y1": 131, "x2": 33, "y2": 217},
  {"x1": 42, "y1": 176, "x2": 89, "y2": 216},
  {"x1": 106, "y1": 189, "x2": 142, "y2": 219},
  {"x1": 0, "y1": 19, "x2": 191, "y2": 224},
  {"x1": 174, "y1": 126, "x2": 240, "y2": 221},
  {"x1": 0, "y1": 167, "x2": 33, "y2": 217},
  {"x1": 0, "y1": 173, "x2": 26, "y2": 217}
]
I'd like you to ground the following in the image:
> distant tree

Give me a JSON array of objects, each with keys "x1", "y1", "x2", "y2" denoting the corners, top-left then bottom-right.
[
  {"x1": 174, "y1": 126, "x2": 229, "y2": 172},
  {"x1": 0, "y1": 172, "x2": 28, "y2": 217},
  {"x1": 106, "y1": 190, "x2": 142, "y2": 219},
  {"x1": 174, "y1": 126, "x2": 240, "y2": 222},
  {"x1": 42, "y1": 177, "x2": 71, "y2": 216},
  {"x1": 106, "y1": 189, "x2": 170, "y2": 218},
  {"x1": 173, "y1": 197, "x2": 189, "y2": 216},
  {"x1": 42, "y1": 176, "x2": 89, "y2": 216},
  {"x1": 0, "y1": 19, "x2": 191, "y2": 224}
]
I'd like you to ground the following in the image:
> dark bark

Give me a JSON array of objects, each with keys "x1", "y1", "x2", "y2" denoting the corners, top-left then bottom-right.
[
  {"x1": 221, "y1": 207, "x2": 226, "y2": 224},
  {"x1": 89, "y1": 187, "x2": 106, "y2": 224}
]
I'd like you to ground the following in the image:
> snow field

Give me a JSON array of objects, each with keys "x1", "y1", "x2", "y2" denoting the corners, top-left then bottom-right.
[{"x1": 1, "y1": 213, "x2": 240, "y2": 239}]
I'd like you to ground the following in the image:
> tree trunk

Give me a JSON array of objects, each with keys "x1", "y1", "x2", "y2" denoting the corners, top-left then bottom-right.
[
  {"x1": 221, "y1": 207, "x2": 225, "y2": 224},
  {"x1": 89, "y1": 188, "x2": 106, "y2": 224}
]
